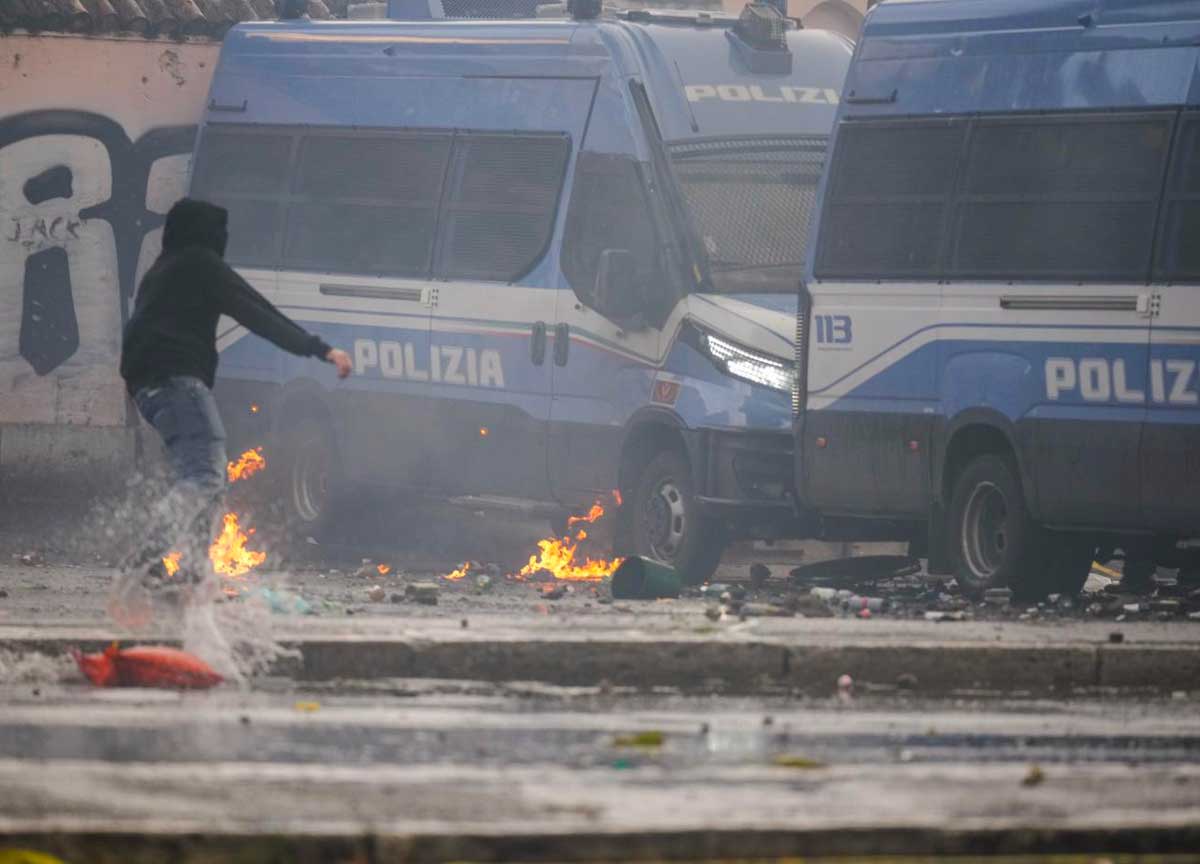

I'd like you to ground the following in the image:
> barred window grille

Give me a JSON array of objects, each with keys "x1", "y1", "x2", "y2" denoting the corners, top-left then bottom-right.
[
  {"x1": 439, "y1": 0, "x2": 541, "y2": 17},
  {"x1": 669, "y1": 135, "x2": 826, "y2": 291}
]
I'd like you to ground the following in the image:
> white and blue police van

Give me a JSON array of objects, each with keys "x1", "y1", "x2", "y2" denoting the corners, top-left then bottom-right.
[
  {"x1": 795, "y1": 0, "x2": 1200, "y2": 599},
  {"x1": 195, "y1": 0, "x2": 852, "y2": 582}
]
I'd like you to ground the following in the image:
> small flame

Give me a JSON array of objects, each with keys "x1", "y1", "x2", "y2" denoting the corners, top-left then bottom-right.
[
  {"x1": 612, "y1": 488, "x2": 623, "y2": 507},
  {"x1": 377, "y1": 564, "x2": 391, "y2": 575},
  {"x1": 162, "y1": 551, "x2": 182, "y2": 577},
  {"x1": 227, "y1": 447, "x2": 266, "y2": 483},
  {"x1": 250, "y1": 403, "x2": 260, "y2": 414},
  {"x1": 567, "y1": 502, "x2": 605, "y2": 528},
  {"x1": 209, "y1": 512, "x2": 266, "y2": 578},
  {"x1": 445, "y1": 562, "x2": 470, "y2": 581}
]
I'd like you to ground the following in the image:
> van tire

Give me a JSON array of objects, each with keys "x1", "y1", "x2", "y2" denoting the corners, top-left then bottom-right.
[
  {"x1": 630, "y1": 449, "x2": 725, "y2": 586},
  {"x1": 947, "y1": 453, "x2": 1044, "y2": 601},
  {"x1": 279, "y1": 417, "x2": 342, "y2": 546}
]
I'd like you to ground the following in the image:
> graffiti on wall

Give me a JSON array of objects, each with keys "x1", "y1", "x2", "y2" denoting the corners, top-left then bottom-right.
[{"x1": 0, "y1": 110, "x2": 196, "y2": 425}]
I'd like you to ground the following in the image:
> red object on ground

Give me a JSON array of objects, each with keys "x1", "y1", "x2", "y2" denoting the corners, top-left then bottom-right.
[{"x1": 73, "y1": 642, "x2": 224, "y2": 689}]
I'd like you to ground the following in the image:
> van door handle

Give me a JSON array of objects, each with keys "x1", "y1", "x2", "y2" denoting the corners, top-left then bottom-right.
[
  {"x1": 554, "y1": 323, "x2": 570, "y2": 366},
  {"x1": 531, "y1": 321, "x2": 547, "y2": 366}
]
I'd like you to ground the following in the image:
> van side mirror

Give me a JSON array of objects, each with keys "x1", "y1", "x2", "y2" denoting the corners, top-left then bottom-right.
[{"x1": 593, "y1": 248, "x2": 643, "y2": 323}]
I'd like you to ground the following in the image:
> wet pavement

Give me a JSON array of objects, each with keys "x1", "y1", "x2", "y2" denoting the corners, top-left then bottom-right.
[{"x1": 2, "y1": 681, "x2": 1200, "y2": 859}]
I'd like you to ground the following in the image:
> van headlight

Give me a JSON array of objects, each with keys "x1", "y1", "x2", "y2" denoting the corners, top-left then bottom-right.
[{"x1": 695, "y1": 327, "x2": 794, "y2": 393}]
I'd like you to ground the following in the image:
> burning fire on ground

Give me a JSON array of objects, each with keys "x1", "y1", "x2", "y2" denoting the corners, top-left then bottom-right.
[
  {"x1": 209, "y1": 512, "x2": 266, "y2": 579},
  {"x1": 443, "y1": 491, "x2": 623, "y2": 583},
  {"x1": 162, "y1": 446, "x2": 269, "y2": 588}
]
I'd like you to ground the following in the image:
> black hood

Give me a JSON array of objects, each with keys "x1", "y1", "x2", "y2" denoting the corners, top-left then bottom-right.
[{"x1": 162, "y1": 198, "x2": 228, "y2": 256}]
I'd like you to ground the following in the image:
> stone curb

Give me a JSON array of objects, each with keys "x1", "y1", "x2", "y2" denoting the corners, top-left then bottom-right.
[
  {"x1": 4, "y1": 824, "x2": 1200, "y2": 862},
  {"x1": 8, "y1": 634, "x2": 1200, "y2": 694}
]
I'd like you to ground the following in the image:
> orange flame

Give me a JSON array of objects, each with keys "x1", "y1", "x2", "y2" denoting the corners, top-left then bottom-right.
[
  {"x1": 612, "y1": 488, "x2": 623, "y2": 507},
  {"x1": 162, "y1": 551, "x2": 182, "y2": 577},
  {"x1": 227, "y1": 447, "x2": 266, "y2": 483},
  {"x1": 377, "y1": 563, "x2": 392, "y2": 575},
  {"x1": 445, "y1": 562, "x2": 470, "y2": 581},
  {"x1": 567, "y1": 502, "x2": 605, "y2": 528},
  {"x1": 208, "y1": 512, "x2": 266, "y2": 579},
  {"x1": 516, "y1": 498, "x2": 622, "y2": 582},
  {"x1": 518, "y1": 536, "x2": 621, "y2": 582}
]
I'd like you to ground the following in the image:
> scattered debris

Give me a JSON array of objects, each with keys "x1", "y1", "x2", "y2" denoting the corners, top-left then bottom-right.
[
  {"x1": 73, "y1": 643, "x2": 223, "y2": 690},
  {"x1": 704, "y1": 605, "x2": 722, "y2": 622},
  {"x1": 540, "y1": 584, "x2": 566, "y2": 601},
  {"x1": 613, "y1": 730, "x2": 665, "y2": 749},
  {"x1": 740, "y1": 602, "x2": 794, "y2": 618},
  {"x1": 390, "y1": 592, "x2": 404, "y2": 604},
  {"x1": 1109, "y1": 631, "x2": 1125, "y2": 644},
  {"x1": 367, "y1": 585, "x2": 386, "y2": 603},
  {"x1": 772, "y1": 754, "x2": 826, "y2": 769},
  {"x1": 611, "y1": 556, "x2": 681, "y2": 600},
  {"x1": 353, "y1": 559, "x2": 378, "y2": 580},
  {"x1": 294, "y1": 701, "x2": 320, "y2": 713},
  {"x1": 1021, "y1": 764, "x2": 1045, "y2": 787},
  {"x1": 749, "y1": 563, "x2": 771, "y2": 589},
  {"x1": 13, "y1": 552, "x2": 43, "y2": 566},
  {"x1": 896, "y1": 672, "x2": 918, "y2": 691},
  {"x1": 257, "y1": 587, "x2": 312, "y2": 616},
  {"x1": 405, "y1": 582, "x2": 440, "y2": 605},
  {"x1": 837, "y1": 673, "x2": 853, "y2": 702}
]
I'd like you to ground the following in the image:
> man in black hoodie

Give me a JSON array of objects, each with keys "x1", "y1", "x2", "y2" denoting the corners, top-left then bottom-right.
[{"x1": 115, "y1": 198, "x2": 351, "y2": 616}]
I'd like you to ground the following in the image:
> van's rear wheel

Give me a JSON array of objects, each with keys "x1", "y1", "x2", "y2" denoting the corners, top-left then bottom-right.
[
  {"x1": 948, "y1": 453, "x2": 1043, "y2": 601},
  {"x1": 631, "y1": 449, "x2": 725, "y2": 586}
]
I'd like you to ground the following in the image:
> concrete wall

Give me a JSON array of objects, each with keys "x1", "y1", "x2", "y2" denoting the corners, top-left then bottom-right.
[{"x1": 0, "y1": 34, "x2": 218, "y2": 495}]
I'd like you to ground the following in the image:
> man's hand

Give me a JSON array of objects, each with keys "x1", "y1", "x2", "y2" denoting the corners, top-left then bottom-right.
[{"x1": 325, "y1": 348, "x2": 353, "y2": 379}]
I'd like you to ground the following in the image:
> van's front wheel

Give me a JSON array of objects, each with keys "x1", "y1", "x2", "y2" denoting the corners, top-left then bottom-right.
[{"x1": 630, "y1": 449, "x2": 725, "y2": 586}]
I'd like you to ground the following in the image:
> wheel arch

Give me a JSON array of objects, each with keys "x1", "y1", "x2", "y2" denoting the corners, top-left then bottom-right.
[
  {"x1": 618, "y1": 407, "x2": 693, "y2": 497},
  {"x1": 936, "y1": 409, "x2": 1039, "y2": 520}
]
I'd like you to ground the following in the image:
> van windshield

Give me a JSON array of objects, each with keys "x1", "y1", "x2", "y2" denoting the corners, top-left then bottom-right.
[{"x1": 668, "y1": 136, "x2": 825, "y2": 294}]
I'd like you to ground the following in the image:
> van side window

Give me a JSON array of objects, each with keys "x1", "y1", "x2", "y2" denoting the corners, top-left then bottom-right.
[
  {"x1": 953, "y1": 112, "x2": 1171, "y2": 281},
  {"x1": 438, "y1": 133, "x2": 570, "y2": 282},
  {"x1": 815, "y1": 119, "x2": 965, "y2": 279},
  {"x1": 191, "y1": 127, "x2": 292, "y2": 266},
  {"x1": 286, "y1": 132, "x2": 452, "y2": 276},
  {"x1": 1157, "y1": 112, "x2": 1200, "y2": 283},
  {"x1": 561, "y1": 151, "x2": 660, "y2": 306}
]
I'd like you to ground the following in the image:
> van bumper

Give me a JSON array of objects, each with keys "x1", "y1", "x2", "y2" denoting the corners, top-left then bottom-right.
[{"x1": 689, "y1": 428, "x2": 799, "y2": 539}]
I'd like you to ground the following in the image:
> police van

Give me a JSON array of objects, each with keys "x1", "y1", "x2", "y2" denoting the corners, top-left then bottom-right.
[
  {"x1": 196, "y1": 2, "x2": 852, "y2": 581},
  {"x1": 795, "y1": 0, "x2": 1200, "y2": 599}
]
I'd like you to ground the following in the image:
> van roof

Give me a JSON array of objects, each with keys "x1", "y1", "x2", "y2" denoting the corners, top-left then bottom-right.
[
  {"x1": 214, "y1": 14, "x2": 851, "y2": 142},
  {"x1": 847, "y1": 0, "x2": 1200, "y2": 115}
]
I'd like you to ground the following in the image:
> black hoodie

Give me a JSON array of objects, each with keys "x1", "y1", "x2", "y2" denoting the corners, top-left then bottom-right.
[{"x1": 120, "y1": 199, "x2": 331, "y2": 396}]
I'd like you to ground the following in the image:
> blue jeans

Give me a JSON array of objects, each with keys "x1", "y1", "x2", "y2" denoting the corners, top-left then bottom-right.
[{"x1": 126, "y1": 376, "x2": 227, "y2": 577}]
